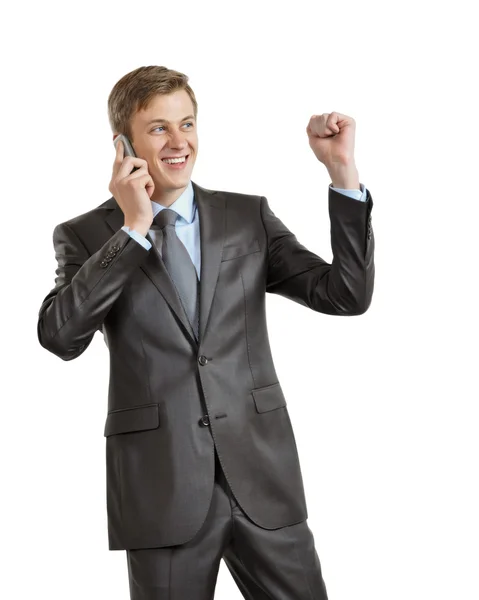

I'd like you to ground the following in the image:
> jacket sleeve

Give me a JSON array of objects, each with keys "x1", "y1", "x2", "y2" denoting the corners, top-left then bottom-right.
[
  {"x1": 259, "y1": 185, "x2": 375, "y2": 316},
  {"x1": 37, "y1": 223, "x2": 150, "y2": 361}
]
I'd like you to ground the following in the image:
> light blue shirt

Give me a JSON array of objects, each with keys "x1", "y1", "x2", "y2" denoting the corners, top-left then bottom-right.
[{"x1": 121, "y1": 180, "x2": 368, "y2": 281}]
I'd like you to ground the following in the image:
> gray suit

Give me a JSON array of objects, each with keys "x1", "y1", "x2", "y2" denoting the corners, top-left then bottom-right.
[{"x1": 37, "y1": 180, "x2": 374, "y2": 594}]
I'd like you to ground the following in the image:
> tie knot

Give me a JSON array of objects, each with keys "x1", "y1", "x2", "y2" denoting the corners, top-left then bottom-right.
[{"x1": 154, "y1": 208, "x2": 179, "y2": 229}]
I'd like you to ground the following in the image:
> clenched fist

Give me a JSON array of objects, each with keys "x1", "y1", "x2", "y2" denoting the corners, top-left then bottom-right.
[{"x1": 306, "y1": 112, "x2": 356, "y2": 168}]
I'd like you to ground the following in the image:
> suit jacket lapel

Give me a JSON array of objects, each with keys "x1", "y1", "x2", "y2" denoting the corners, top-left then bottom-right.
[
  {"x1": 195, "y1": 181, "x2": 226, "y2": 343},
  {"x1": 104, "y1": 180, "x2": 226, "y2": 347}
]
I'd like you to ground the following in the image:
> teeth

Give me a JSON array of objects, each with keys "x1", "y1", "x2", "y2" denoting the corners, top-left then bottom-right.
[{"x1": 162, "y1": 156, "x2": 187, "y2": 164}]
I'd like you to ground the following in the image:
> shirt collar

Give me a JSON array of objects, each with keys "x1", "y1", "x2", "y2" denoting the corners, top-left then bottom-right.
[{"x1": 150, "y1": 180, "x2": 196, "y2": 223}]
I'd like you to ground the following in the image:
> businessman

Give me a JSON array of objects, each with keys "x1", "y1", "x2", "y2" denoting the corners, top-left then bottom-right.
[{"x1": 37, "y1": 65, "x2": 375, "y2": 599}]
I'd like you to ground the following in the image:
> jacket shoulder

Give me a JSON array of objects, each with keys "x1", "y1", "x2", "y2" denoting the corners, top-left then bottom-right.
[
  {"x1": 213, "y1": 187, "x2": 262, "y2": 207},
  {"x1": 55, "y1": 197, "x2": 115, "y2": 232}
]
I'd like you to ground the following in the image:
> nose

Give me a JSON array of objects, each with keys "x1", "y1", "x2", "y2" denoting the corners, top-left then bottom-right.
[{"x1": 168, "y1": 128, "x2": 188, "y2": 148}]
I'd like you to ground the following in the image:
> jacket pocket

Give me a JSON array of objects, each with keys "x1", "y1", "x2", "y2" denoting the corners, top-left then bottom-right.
[
  {"x1": 251, "y1": 382, "x2": 287, "y2": 413},
  {"x1": 104, "y1": 403, "x2": 160, "y2": 436},
  {"x1": 221, "y1": 238, "x2": 261, "y2": 262}
]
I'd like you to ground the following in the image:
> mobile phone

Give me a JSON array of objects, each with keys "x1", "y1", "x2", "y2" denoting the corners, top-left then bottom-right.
[{"x1": 113, "y1": 134, "x2": 139, "y2": 173}]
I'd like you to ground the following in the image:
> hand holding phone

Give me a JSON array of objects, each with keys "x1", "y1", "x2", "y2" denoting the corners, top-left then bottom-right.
[{"x1": 109, "y1": 135, "x2": 154, "y2": 236}]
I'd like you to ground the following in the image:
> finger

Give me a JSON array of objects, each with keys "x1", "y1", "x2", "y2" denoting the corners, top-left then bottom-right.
[
  {"x1": 116, "y1": 156, "x2": 149, "y2": 181},
  {"x1": 326, "y1": 114, "x2": 340, "y2": 133},
  {"x1": 122, "y1": 165, "x2": 150, "y2": 183},
  {"x1": 310, "y1": 114, "x2": 330, "y2": 136},
  {"x1": 112, "y1": 139, "x2": 124, "y2": 178},
  {"x1": 330, "y1": 112, "x2": 352, "y2": 122},
  {"x1": 330, "y1": 112, "x2": 354, "y2": 129},
  {"x1": 124, "y1": 172, "x2": 154, "y2": 194},
  {"x1": 145, "y1": 177, "x2": 155, "y2": 198},
  {"x1": 307, "y1": 116, "x2": 321, "y2": 136}
]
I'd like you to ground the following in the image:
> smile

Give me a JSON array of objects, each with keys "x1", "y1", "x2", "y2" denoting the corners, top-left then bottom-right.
[{"x1": 161, "y1": 154, "x2": 190, "y2": 169}]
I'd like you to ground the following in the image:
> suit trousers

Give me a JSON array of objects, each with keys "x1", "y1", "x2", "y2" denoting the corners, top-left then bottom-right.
[{"x1": 126, "y1": 447, "x2": 329, "y2": 600}]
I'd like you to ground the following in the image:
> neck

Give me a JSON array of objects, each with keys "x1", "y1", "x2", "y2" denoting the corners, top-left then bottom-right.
[{"x1": 150, "y1": 182, "x2": 189, "y2": 207}]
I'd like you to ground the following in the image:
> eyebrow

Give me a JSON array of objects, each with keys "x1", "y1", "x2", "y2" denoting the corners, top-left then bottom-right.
[{"x1": 146, "y1": 114, "x2": 195, "y2": 126}]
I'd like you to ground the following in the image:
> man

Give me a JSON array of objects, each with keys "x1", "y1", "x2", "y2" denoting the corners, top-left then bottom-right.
[{"x1": 37, "y1": 65, "x2": 374, "y2": 599}]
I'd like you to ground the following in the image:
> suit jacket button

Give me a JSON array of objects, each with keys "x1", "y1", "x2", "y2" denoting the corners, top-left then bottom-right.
[
  {"x1": 199, "y1": 415, "x2": 210, "y2": 426},
  {"x1": 112, "y1": 245, "x2": 120, "y2": 252},
  {"x1": 100, "y1": 260, "x2": 108, "y2": 268},
  {"x1": 198, "y1": 355, "x2": 208, "y2": 366}
]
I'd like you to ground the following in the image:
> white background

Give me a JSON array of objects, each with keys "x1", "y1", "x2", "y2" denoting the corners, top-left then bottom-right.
[{"x1": 2, "y1": 1, "x2": 478, "y2": 599}]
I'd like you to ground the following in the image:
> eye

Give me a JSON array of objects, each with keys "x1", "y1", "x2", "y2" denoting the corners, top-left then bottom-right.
[{"x1": 152, "y1": 122, "x2": 194, "y2": 133}]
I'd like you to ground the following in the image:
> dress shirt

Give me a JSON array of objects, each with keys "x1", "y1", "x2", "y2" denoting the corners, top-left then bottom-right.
[{"x1": 121, "y1": 181, "x2": 368, "y2": 281}]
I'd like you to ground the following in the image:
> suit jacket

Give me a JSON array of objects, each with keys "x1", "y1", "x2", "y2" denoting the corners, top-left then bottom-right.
[{"x1": 37, "y1": 180, "x2": 375, "y2": 550}]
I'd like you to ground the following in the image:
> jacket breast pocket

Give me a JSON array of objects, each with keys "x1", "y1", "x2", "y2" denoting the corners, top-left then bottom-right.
[
  {"x1": 104, "y1": 403, "x2": 160, "y2": 436},
  {"x1": 221, "y1": 238, "x2": 261, "y2": 262}
]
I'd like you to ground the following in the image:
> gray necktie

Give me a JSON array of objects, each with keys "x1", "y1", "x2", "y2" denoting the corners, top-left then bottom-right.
[{"x1": 154, "y1": 209, "x2": 199, "y2": 340}]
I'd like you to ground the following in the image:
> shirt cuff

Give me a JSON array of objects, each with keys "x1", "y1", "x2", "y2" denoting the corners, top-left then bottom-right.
[
  {"x1": 121, "y1": 225, "x2": 152, "y2": 250},
  {"x1": 330, "y1": 182, "x2": 367, "y2": 202}
]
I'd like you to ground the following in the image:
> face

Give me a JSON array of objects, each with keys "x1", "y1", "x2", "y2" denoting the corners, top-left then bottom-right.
[{"x1": 114, "y1": 89, "x2": 198, "y2": 206}]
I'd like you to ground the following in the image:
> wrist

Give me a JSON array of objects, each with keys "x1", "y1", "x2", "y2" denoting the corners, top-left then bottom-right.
[
  {"x1": 124, "y1": 221, "x2": 150, "y2": 237},
  {"x1": 327, "y1": 163, "x2": 360, "y2": 189}
]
